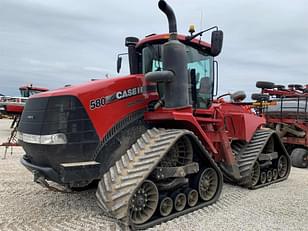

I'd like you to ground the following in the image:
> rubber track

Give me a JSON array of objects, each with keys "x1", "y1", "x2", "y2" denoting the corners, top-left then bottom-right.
[
  {"x1": 237, "y1": 129, "x2": 273, "y2": 178},
  {"x1": 96, "y1": 128, "x2": 194, "y2": 228},
  {"x1": 236, "y1": 129, "x2": 290, "y2": 189}
]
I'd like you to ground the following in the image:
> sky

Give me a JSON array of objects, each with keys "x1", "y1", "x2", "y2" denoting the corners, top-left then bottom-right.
[{"x1": 0, "y1": 0, "x2": 307, "y2": 97}]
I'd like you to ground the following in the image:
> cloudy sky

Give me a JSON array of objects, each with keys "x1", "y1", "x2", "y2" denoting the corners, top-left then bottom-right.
[{"x1": 1, "y1": 0, "x2": 307, "y2": 97}]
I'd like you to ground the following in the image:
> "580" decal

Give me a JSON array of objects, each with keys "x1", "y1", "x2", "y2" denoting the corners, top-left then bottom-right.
[{"x1": 90, "y1": 97, "x2": 106, "y2": 110}]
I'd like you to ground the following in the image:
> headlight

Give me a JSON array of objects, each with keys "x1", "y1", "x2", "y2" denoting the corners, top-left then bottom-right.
[
  {"x1": 40, "y1": 133, "x2": 67, "y2": 144},
  {"x1": 17, "y1": 132, "x2": 67, "y2": 145}
]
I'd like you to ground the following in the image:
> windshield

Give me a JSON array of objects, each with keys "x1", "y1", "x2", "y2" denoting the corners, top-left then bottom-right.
[{"x1": 142, "y1": 44, "x2": 213, "y2": 108}]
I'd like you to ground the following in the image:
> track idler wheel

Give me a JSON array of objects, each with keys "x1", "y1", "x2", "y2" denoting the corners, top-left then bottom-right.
[
  {"x1": 250, "y1": 162, "x2": 261, "y2": 187},
  {"x1": 130, "y1": 180, "x2": 159, "y2": 225},
  {"x1": 272, "y1": 169, "x2": 278, "y2": 180},
  {"x1": 260, "y1": 172, "x2": 267, "y2": 184},
  {"x1": 197, "y1": 168, "x2": 219, "y2": 201},
  {"x1": 277, "y1": 155, "x2": 288, "y2": 178},
  {"x1": 185, "y1": 188, "x2": 198, "y2": 207},
  {"x1": 173, "y1": 192, "x2": 187, "y2": 212},
  {"x1": 266, "y1": 170, "x2": 273, "y2": 182},
  {"x1": 159, "y1": 196, "x2": 173, "y2": 217}
]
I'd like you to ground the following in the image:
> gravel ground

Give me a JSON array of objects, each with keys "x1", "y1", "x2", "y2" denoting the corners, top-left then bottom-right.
[{"x1": 0, "y1": 119, "x2": 307, "y2": 231}]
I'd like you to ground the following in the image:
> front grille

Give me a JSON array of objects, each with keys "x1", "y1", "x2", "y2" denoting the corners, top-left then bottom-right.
[{"x1": 18, "y1": 96, "x2": 99, "y2": 170}]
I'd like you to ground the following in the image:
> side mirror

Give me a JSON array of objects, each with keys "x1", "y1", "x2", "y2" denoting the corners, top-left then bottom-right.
[
  {"x1": 116, "y1": 56, "x2": 122, "y2": 73},
  {"x1": 211, "y1": 30, "x2": 223, "y2": 57}
]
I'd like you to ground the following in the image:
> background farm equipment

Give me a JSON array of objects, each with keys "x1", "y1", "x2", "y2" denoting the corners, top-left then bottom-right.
[
  {"x1": 0, "y1": 84, "x2": 48, "y2": 117},
  {"x1": 0, "y1": 85, "x2": 48, "y2": 159},
  {"x1": 252, "y1": 81, "x2": 308, "y2": 168}
]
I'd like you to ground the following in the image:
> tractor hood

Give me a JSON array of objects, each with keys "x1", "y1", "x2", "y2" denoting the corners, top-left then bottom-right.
[
  {"x1": 21, "y1": 74, "x2": 157, "y2": 139},
  {"x1": 31, "y1": 74, "x2": 146, "y2": 100}
]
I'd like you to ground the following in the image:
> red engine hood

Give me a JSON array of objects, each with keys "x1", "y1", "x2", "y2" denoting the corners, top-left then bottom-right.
[{"x1": 30, "y1": 74, "x2": 146, "y2": 99}]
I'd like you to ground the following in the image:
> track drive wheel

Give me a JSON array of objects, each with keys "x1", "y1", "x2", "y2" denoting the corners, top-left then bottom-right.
[
  {"x1": 130, "y1": 180, "x2": 159, "y2": 225},
  {"x1": 197, "y1": 168, "x2": 219, "y2": 201}
]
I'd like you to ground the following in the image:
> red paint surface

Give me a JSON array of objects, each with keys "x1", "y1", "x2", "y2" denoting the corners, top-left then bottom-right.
[
  {"x1": 5, "y1": 104, "x2": 24, "y2": 114},
  {"x1": 32, "y1": 75, "x2": 158, "y2": 139}
]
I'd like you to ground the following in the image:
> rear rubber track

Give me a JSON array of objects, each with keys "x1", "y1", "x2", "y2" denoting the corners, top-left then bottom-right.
[{"x1": 236, "y1": 129, "x2": 291, "y2": 189}]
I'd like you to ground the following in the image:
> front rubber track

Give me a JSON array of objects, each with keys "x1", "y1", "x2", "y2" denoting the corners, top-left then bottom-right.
[{"x1": 96, "y1": 128, "x2": 223, "y2": 230}]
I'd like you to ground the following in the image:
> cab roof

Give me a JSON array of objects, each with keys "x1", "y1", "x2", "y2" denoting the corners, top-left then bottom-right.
[{"x1": 137, "y1": 33, "x2": 211, "y2": 51}]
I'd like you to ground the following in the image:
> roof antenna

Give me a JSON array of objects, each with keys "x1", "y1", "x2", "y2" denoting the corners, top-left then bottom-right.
[
  {"x1": 200, "y1": 10, "x2": 204, "y2": 30},
  {"x1": 199, "y1": 10, "x2": 204, "y2": 40}
]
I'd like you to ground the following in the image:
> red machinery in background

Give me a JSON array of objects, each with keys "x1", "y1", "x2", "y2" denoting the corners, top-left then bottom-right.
[
  {"x1": 0, "y1": 84, "x2": 48, "y2": 159},
  {"x1": 0, "y1": 84, "x2": 48, "y2": 116},
  {"x1": 252, "y1": 81, "x2": 308, "y2": 168}
]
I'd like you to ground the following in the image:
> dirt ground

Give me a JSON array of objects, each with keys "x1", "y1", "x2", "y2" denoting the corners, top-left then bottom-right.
[{"x1": 0, "y1": 119, "x2": 307, "y2": 231}]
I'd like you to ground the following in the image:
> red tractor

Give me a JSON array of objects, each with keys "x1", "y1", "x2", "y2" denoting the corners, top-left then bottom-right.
[
  {"x1": 253, "y1": 81, "x2": 308, "y2": 168},
  {"x1": 18, "y1": 1, "x2": 290, "y2": 229}
]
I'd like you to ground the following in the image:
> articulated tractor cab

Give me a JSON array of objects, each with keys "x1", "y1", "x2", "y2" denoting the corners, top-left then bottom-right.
[{"x1": 17, "y1": 1, "x2": 291, "y2": 229}]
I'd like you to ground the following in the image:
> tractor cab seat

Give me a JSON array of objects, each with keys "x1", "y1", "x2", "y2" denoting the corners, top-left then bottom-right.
[{"x1": 197, "y1": 77, "x2": 212, "y2": 108}]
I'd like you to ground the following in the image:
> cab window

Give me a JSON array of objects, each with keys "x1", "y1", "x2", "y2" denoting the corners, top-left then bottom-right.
[{"x1": 142, "y1": 43, "x2": 213, "y2": 109}]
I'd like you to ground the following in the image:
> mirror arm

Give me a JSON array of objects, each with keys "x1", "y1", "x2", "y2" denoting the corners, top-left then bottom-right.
[{"x1": 186, "y1": 26, "x2": 218, "y2": 41}]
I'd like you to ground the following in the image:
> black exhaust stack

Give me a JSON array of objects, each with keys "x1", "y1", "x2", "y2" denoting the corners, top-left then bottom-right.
[
  {"x1": 125, "y1": 37, "x2": 139, "y2": 74},
  {"x1": 158, "y1": 0, "x2": 177, "y2": 34},
  {"x1": 146, "y1": 0, "x2": 189, "y2": 108}
]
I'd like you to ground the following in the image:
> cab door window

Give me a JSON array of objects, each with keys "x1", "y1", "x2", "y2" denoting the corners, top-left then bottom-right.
[{"x1": 186, "y1": 47, "x2": 213, "y2": 109}]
